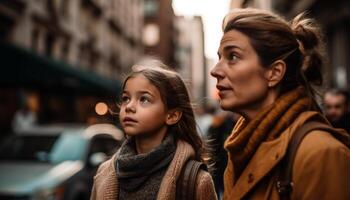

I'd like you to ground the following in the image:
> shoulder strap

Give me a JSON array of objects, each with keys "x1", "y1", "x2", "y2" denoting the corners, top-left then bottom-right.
[
  {"x1": 176, "y1": 160, "x2": 207, "y2": 200},
  {"x1": 277, "y1": 121, "x2": 337, "y2": 200}
]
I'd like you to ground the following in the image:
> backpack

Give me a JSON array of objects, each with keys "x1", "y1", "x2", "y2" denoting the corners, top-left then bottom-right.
[
  {"x1": 176, "y1": 160, "x2": 207, "y2": 200},
  {"x1": 276, "y1": 120, "x2": 350, "y2": 200}
]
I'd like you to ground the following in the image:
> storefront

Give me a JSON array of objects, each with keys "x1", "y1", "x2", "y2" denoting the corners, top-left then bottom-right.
[{"x1": 0, "y1": 43, "x2": 122, "y2": 134}]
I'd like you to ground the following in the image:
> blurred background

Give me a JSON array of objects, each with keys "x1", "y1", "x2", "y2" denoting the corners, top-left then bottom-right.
[{"x1": 0, "y1": 0, "x2": 349, "y2": 199}]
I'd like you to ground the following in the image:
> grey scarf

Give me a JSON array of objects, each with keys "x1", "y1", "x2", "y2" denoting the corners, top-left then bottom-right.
[{"x1": 116, "y1": 134, "x2": 176, "y2": 200}]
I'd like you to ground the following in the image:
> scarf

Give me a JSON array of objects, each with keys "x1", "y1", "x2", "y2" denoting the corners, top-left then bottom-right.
[
  {"x1": 224, "y1": 87, "x2": 314, "y2": 184},
  {"x1": 116, "y1": 134, "x2": 176, "y2": 200}
]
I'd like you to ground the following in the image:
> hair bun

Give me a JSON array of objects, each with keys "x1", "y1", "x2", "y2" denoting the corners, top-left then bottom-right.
[{"x1": 290, "y1": 13, "x2": 324, "y2": 86}]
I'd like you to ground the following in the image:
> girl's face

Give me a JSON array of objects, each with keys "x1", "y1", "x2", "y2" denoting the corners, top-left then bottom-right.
[
  {"x1": 211, "y1": 29, "x2": 270, "y2": 114},
  {"x1": 119, "y1": 74, "x2": 169, "y2": 137}
]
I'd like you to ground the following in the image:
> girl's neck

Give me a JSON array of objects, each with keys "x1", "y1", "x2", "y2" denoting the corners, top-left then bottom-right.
[{"x1": 134, "y1": 126, "x2": 168, "y2": 154}]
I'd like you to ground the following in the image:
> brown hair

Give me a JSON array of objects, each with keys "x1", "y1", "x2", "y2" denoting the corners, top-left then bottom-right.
[
  {"x1": 120, "y1": 60, "x2": 204, "y2": 161},
  {"x1": 223, "y1": 8, "x2": 325, "y2": 98}
]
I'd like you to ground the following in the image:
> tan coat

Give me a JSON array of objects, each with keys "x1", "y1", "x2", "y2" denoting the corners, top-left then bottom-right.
[
  {"x1": 224, "y1": 111, "x2": 350, "y2": 200},
  {"x1": 90, "y1": 139, "x2": 217, "y2": 200}
]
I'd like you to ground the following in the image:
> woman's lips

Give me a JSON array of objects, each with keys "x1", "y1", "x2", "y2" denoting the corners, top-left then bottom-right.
[{"x1": 216, "y1": 85, "x2": 231, "y2": 97}]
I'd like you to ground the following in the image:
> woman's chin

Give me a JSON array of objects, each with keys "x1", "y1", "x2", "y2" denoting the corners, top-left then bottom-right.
[{"x1": 219, "y1": 100, "x2": 234, "y2": 111}]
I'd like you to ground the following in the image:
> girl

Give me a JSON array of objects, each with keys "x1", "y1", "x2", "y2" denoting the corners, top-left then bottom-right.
[
  {"x1": 211, "y1": 8, "x2": 350, "y2": 200},
  {"x1": 91, "y1": 61, "x2": 217, "y2": 200}
]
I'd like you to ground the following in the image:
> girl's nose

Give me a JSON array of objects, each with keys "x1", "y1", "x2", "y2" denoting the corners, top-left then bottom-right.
[{"x1": 125, "y1": 101, "x2": 136, "y2": 113}]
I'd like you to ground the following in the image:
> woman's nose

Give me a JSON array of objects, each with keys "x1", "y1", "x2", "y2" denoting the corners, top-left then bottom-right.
[{"x1": 210, "y1": 63, "x2": 224, "y2": 79}]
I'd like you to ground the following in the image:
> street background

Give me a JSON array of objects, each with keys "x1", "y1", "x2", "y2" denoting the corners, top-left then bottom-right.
[{"x1": 0, "y1": 0, "x2": 349, "y2": 199}]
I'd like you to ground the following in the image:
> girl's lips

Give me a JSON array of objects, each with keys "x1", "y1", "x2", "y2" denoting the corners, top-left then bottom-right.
[{"x1": 123, "y1": 117, "x2": 137, "y2": 123}]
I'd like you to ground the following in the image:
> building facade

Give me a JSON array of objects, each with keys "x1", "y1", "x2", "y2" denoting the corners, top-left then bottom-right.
[
  {"x1": 142, "y1": 0, "x2": 177, "y2": 67},
  {"x1": 175, "y1": 16, "x2": 206, "y2": 102},
  {"x1": 0, "y1": 0, "x2": 144, "y2": 133},
  {"x1": 0, "y1": 0, "x2": 144, "y2": 79}
]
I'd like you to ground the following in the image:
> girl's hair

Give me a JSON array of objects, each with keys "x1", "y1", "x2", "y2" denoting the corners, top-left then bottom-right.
[
  {"x1": 121, "y1": 60, "x2": 204, "y2": 161},
  {"x1": 222, "y1": 8, "x2": 325, "y2": 100}
]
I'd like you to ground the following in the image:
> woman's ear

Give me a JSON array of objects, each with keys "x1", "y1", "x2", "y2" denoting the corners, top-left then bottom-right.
[
  {"x1": 265, "y1": 60, "x2": 286, "y2": 87},
  {"x1": 165, "y1": 109, "x2": 182, "y2": 125}
]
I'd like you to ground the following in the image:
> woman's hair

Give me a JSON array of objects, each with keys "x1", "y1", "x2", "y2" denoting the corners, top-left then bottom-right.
[
  {"x1": 120, "y1": 60, "x2": 204, "y2": 161},
  {"x1": 222, "y1": 8, "x2": 325, "y2": 99}
]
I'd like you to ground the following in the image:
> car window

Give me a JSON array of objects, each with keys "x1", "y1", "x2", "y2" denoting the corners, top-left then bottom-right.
[
  {"x1": 49, "y1": 133, "x2": 88, "y2": 164},
  {"x1": 0, "y1": 135, "x2": 58, "y2": 161}
]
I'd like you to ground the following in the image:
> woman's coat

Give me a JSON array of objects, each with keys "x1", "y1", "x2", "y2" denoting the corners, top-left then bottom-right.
[{"x1": 224, "y1": 111, "x2": 350, "y2": 200}]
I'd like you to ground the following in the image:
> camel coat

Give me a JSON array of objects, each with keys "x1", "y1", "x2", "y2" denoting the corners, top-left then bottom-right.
[
  {"x1": 224, "y1": 111, "x2": 350, "y2": 200},
  {"x1": 90, "y1": 139, "x2": 217, "y2": 200}
]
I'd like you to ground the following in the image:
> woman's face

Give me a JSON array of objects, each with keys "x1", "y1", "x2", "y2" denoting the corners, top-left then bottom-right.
[{"x1": 211, "y1": 29, "x2": 271, "y2": 114}]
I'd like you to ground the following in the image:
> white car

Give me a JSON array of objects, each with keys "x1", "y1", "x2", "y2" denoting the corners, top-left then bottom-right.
[{"x1": 0, "y1": 123, "x2": 124, "y2": 200}]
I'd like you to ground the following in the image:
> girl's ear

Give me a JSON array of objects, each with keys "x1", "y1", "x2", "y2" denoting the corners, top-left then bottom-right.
[
  {"x1": 166, "y1": 109, "x2": 182, "y2": 125},
  {"x1": 265, "y1": 60, "x2": 286, "y2": 87}
]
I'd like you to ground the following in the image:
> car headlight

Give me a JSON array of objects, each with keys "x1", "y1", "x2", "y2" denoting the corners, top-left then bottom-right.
[{"x1": 34, "y1": 186, "x2": 64, "y2": 200}]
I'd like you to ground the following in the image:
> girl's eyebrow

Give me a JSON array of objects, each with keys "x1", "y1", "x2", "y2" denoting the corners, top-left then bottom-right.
[
  {"x1": 138, "y1": 90, "x2": 155, "y2": 98},
  {"x1": 123, "y1": 90, "x2": 155, "y2": 98}
]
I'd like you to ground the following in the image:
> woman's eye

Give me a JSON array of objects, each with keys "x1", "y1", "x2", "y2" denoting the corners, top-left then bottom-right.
[
  {"x1": 140, "y1": 96, "x2": 150, "y2": 104},
  {"x1": 121, "y1": 96, "x2": 130, "y2": 104},
  {"x1": 228, "y1": 52, "x2": 238, "y2": 61}
]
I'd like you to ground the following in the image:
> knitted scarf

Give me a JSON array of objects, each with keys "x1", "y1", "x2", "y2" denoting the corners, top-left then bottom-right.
[
  {"x1": 116, "y1": 134, "x2": 176, "y2": 200},
  {"x1": 224, "y1": 87, "x2": 314, "y2": 184}
]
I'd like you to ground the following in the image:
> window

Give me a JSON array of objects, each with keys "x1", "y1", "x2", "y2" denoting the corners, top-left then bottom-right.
[{"x1": 144, "y1": 0, "x2": 158, "y2": 17}]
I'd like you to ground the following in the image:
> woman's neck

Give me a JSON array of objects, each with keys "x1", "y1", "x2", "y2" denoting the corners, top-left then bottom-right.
[
  {"x1": 134, "y1": 126, "x2": 168, "y2": 154},
  {"x1": 240, "y1": 90, "x2": 278, "y2": 121}
]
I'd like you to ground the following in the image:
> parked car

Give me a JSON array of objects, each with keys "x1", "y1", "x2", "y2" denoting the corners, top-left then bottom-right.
[{"x1": 0, "y1": 123, "x2": 124, "y2": 200}]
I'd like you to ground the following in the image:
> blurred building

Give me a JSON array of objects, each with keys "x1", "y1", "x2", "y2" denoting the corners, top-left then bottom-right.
[
  {"x1": 231, "y1": 0, "x2": 350, "y2": 90},
  {"x1": 175, "y1": 16, "x2": 206, "y2": 102},
  {"x1": 142, "y1": 0, "x2": 177, "y2": 67},
  {"x1": 0, "y1": 0, "x2": 144, "y2": 133}
]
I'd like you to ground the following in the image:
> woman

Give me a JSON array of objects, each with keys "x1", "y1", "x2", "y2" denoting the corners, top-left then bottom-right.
[{"x1": 210, "y1": 8, "x2": 350, "y2": 200}]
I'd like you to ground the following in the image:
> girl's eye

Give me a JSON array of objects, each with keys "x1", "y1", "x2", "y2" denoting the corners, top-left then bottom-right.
[
  {"x1": 140, "y1": 96, "x2": 150, "y2": 104},
  {"x1": 121, "y1": 96, "x2": 130, "y2": 104}
]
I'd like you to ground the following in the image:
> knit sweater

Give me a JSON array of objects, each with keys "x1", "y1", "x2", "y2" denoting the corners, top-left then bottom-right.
[{"x1": 90, "y1": 139, "x2": 218, "y2": 200}]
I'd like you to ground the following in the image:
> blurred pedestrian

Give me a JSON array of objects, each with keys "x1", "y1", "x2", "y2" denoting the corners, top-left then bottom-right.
[
  {"x1": 207, "y1": 111, "x2": 238, "y2": 200},
  {"x1": 323, "y1": 88, "x2": 350, "y2": 132},
  {"x1": 12, "y1": 102, "x2": 37, "y2": 133},
  {"x1": 211, "y1": 8, "x2": 350, "y2": 200},
  {"x1": 195, "y1": 101, "x2": 216, "y2": 138},
  {"x1": 91, "y1": 60, "x2": 217, "y2": 200}
]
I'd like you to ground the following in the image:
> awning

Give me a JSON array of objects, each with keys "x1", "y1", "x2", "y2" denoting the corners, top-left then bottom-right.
[{"x1": 0, "y1": 43, "x2": 121, "y2": 95}]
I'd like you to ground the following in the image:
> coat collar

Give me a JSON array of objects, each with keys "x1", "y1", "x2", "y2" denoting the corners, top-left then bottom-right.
[{"x1": 228, "y1": 111, "x2": 320, "y2": 199}]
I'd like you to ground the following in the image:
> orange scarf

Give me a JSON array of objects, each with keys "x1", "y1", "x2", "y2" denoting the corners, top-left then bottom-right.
[{"x1": 224, "y1": 87, "x2": 314, "y2": 185}]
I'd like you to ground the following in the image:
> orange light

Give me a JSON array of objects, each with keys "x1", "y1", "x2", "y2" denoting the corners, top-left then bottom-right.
[{"x1": 95, "y1": 102, "x2": 108, "y2": 115}]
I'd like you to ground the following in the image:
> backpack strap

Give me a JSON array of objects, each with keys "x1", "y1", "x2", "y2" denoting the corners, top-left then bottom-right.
[
  {"x1": 176, "y1": 160, "x2": 207, "y2": 200},
  {"x1": 277, "y1": 121, "x2": 337, "y2": 200}
]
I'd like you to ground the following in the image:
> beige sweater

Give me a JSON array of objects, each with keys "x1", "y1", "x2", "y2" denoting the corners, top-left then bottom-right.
[{"x1": 90, "y1": 139, "x2": 217, "y2": 200}]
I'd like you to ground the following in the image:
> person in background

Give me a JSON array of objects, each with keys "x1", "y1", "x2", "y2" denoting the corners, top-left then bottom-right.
[
  {"x1": 91, "y1": 60, "x2": 217, "y2": 200},
  {"x1": 211, "y1": 8, "x2": 350, "y2": 200},
  {"x1": 323, "y1": 88, "x2": 350, "y2": 133},
  {"x1": 206, "y1": 111, "x2": 238, "y2": 200},
  {"x1": 12, "y1": 102, "x2": 37, "y2": 133}
]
